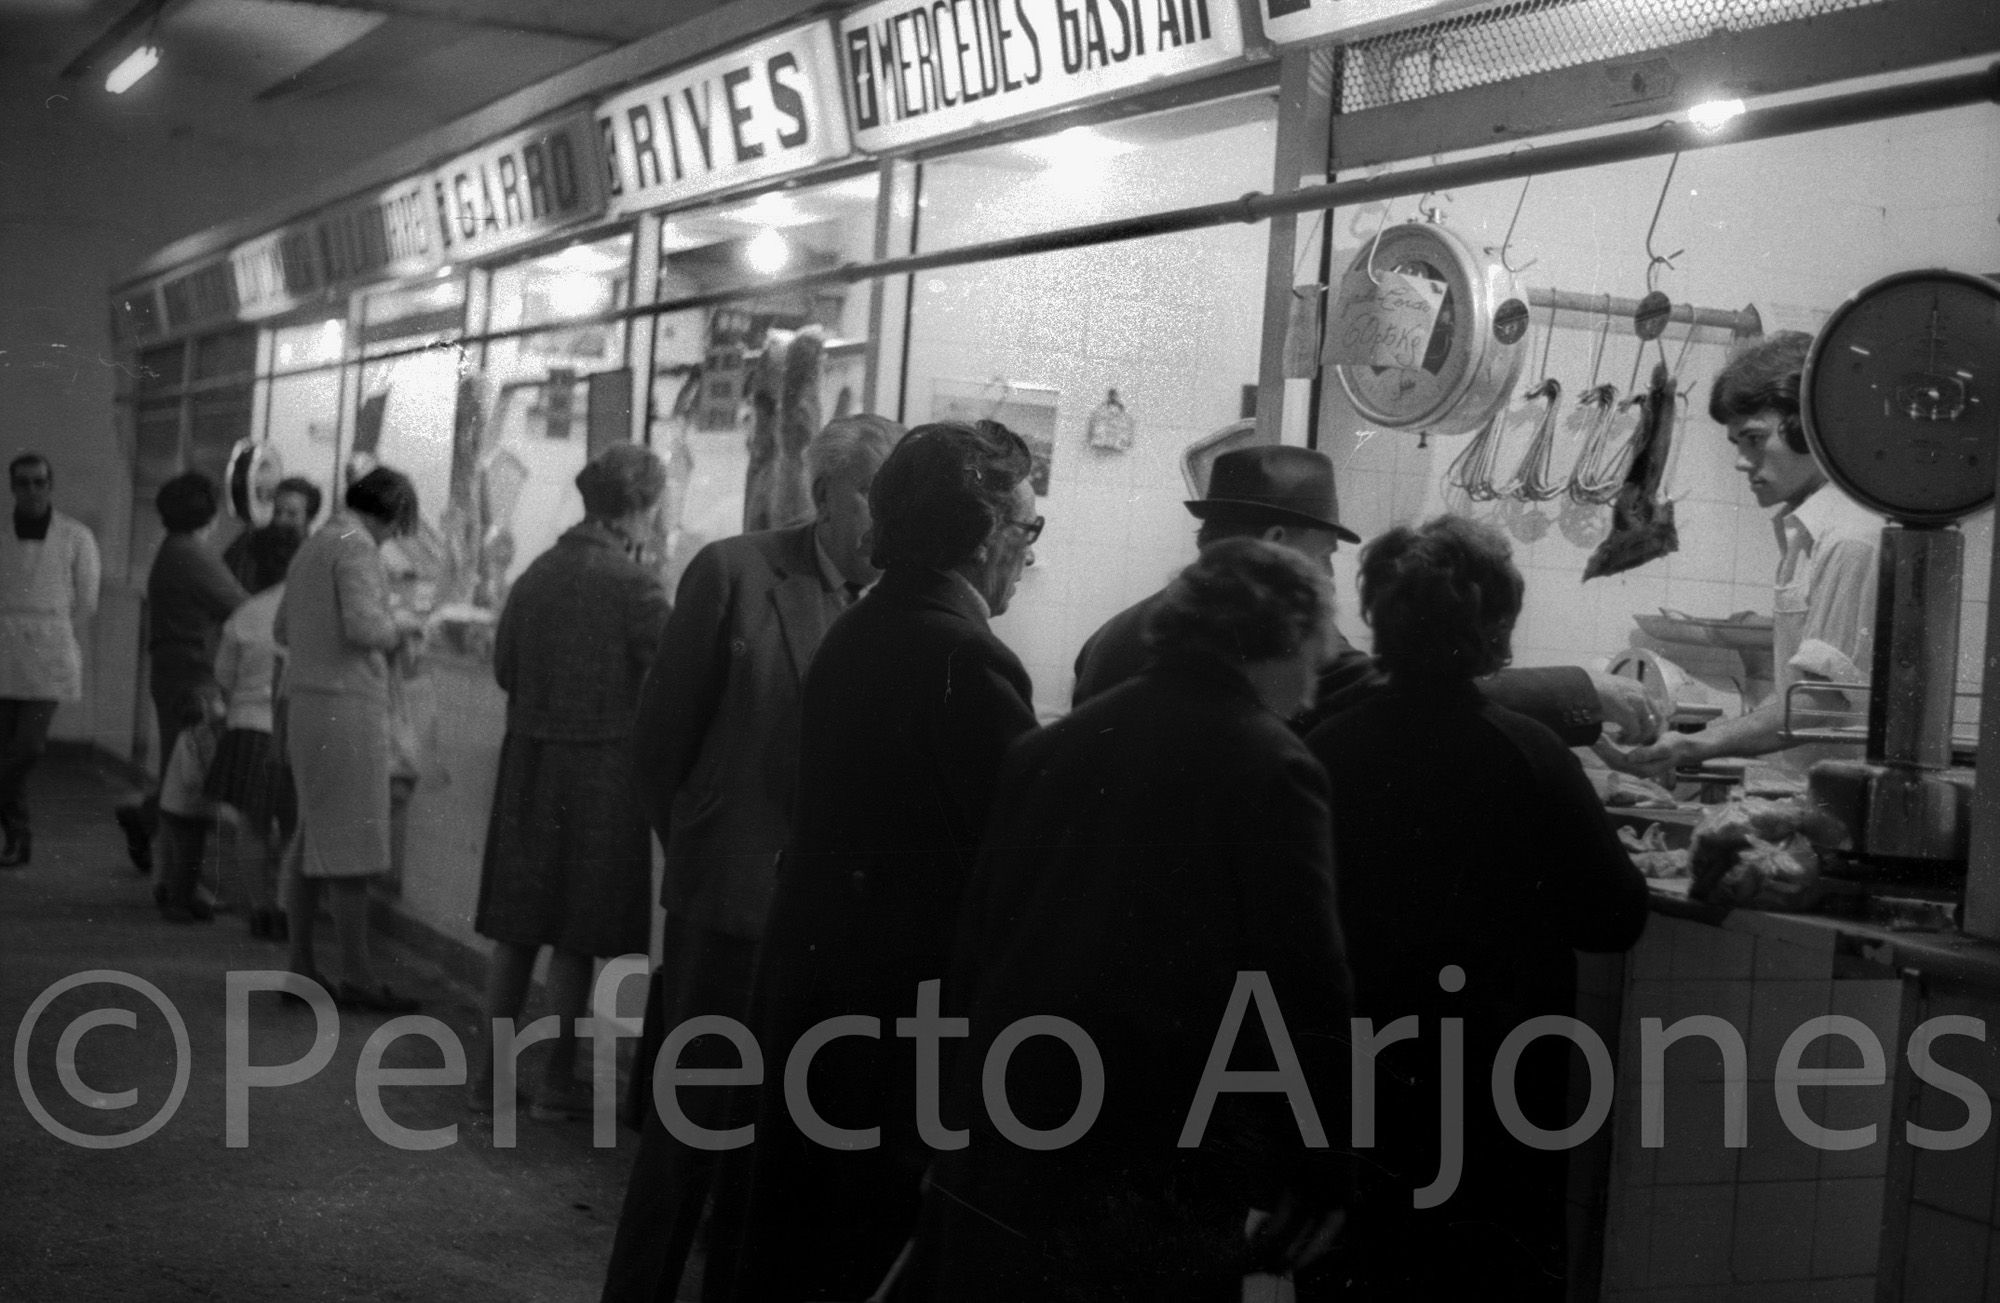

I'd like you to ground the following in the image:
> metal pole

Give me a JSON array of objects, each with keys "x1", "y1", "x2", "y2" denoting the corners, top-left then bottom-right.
[{"x1": 1525, "y1": 287, "x2": 1761, "y2": 338}]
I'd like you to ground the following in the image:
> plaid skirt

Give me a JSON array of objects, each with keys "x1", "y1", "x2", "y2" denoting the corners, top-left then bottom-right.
[{"x1": 203, "y1": 727, "x2": 297, "y2": 839}]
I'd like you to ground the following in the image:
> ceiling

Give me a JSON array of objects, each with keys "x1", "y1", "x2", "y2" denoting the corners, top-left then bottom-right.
[{"x1": 0, "y1": 0, "x2": 713, "y2": 111}]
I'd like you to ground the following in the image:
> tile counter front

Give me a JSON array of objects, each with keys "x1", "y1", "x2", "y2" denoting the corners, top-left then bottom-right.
[{"x1": 1593, "y1": 894, "x2": 2000, "y2": 1302}]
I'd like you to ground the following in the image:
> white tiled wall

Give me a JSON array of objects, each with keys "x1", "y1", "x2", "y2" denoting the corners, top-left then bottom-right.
[
  {"x1": 1601, "y1": 913, "x2": 1908, "y2": 1302},
  {"x1": 899, "y1": 102, "x2": 1281, "y2": 717},
  {"x1": 1321, "y1": 103, "x2": 2000, "y2": 716}
]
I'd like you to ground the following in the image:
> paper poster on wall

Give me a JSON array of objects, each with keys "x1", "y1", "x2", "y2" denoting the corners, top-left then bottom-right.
[
  {"x1": 932, "y1": 379, "x2": 1058, "y2": 496},
  {"x1": 841, "y1": 0, "x2": 1245, "y2": 152}
]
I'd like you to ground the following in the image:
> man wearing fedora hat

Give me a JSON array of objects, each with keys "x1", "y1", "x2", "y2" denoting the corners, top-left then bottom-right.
[{"x1": 1073, "y1": 444, "x2": 1656, "y2": 746}]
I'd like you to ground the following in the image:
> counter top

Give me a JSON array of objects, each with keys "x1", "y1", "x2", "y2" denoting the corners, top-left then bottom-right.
[{"x1": 1646, "y1": 884, "x2": 2000, "y2": 989}]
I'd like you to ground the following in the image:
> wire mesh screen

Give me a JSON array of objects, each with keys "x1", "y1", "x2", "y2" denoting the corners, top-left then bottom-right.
[{"x1": 1337, "y1": 0, "x2": 1891, "y2": 113}]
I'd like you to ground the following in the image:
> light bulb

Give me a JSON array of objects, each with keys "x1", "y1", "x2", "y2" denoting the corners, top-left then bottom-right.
[
  {"x1": 747, "y1": 229, "x2": 790, "y2": 276},
  {"x1": 1687, "y1": 99, "x2": 1745, "y2": 134}
]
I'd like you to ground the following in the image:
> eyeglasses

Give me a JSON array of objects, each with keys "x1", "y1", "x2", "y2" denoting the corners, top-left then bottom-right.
[{"x1": 1003, "y1": 514, "x2": 1044, "y2": 545}]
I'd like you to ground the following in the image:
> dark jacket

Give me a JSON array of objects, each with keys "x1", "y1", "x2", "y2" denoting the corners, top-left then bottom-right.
[
  {"x1": 630, "y1": 521, "x2": 846, "y2": 937},
  {"x1": 494, "y1": 521, "x2": 669, "y2": 742},
  {"x1": 701, "y1": 566, "x2": 1037, "y2": 1303},
  {"x1": 146, "y1": 532, "x2": 248, "y2": 691},
  {"x1": 906, "y1": 654, "x2": 1353, "y2": 1303},
  {"x1": 1304, "y1": 680, "x2": 1646, "y2": 1298},
  {"x1": 1072, "y1": 588, "x2": 1604, "y2": 743}
]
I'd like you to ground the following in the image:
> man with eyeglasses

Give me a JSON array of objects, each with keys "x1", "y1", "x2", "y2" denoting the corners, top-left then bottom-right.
[
  {"x1": 698, "y1": 419, "x2": 1042, "y2": 1303},
  {"x1": 0, "y1": 454, "x2": 101, "y2": 867}
]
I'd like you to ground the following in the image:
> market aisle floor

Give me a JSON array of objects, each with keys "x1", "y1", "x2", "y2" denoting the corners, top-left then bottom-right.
[{"x1": 1, "y1": 754, "x2": 635, "y2": 1302}]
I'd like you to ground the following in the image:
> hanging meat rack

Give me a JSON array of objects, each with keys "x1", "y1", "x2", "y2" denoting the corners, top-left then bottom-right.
[{"x1": 1522, "y1": 288, "x2": 1761, "y2": 339}]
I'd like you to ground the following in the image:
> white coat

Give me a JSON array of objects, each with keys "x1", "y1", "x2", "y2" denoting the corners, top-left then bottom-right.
[{"x1": 0, "y1": 512, "x2": 102, "y2": 702}]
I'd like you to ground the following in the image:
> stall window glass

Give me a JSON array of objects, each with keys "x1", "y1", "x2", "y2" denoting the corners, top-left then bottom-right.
[
  {"x1": 648, "y1": 173, "x2": 881, "y2": 596},
  {"x1": 449, "y1": 232, "x2": 637, "y2": 625},
  {"x1": 262, "y1": 318, "x2": 347, "y2": 519},
  {"x1": 896, "y1": 96, "x2": 1279, "y2": 712},
  {"x1": 130, "y1": 399, "x2": 181, "y2": 572},
  {"x1": 352, "y1": 276, "x2": 469, "y2": 639},
  {"x1": 192, "y1": 326, "x2": 257, "y2": 381}
]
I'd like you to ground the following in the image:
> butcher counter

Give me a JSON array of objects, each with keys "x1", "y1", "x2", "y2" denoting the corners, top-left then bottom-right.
[{"x1": 1570, "y1": 877, "x2": 2000, "y2": 1303}]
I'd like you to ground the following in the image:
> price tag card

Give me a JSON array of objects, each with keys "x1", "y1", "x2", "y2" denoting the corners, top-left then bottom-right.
[{"x1": 1325, "y1": 267, "x2": 1447, "y2": 370}]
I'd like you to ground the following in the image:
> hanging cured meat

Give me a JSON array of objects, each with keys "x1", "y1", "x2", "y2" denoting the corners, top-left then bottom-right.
[
  {"x1": 743, "y1": 326, "x2": 825, "y2": 532},
  {"x1": 1583, "y1": 360, "x2": 1679, "y2": 580}
]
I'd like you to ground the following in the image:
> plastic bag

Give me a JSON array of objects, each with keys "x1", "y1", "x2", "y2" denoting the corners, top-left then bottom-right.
[{"x1": 386, "y1": 655, "x2": 448, "y2": 791}]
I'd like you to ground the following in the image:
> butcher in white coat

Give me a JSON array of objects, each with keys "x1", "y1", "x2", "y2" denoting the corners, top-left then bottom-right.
[{"x1": 0, "y1": 454, "x2": 101, "y2": 867}]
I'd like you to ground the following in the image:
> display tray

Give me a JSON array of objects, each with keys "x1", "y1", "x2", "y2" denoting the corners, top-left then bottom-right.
[{"x1": 1633, "y1": 608, "x2": 1774, "y2": 651}]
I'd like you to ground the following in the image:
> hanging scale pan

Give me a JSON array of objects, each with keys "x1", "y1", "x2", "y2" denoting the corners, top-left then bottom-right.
[
  {"x1": 225, "y1": 439, "x2": 284, "y2": 527},
  {"x1": 1332, "y1": 219, "x2": 1530, "y2": 436},
  {"x1": 1803, "y1": 269, "x2": 2000, "y2": 527}
]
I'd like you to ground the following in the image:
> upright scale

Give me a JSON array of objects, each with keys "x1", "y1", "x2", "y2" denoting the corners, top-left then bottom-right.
[{"x1": 1801, "y1": 269, "x2": 2000, "y2": 892}]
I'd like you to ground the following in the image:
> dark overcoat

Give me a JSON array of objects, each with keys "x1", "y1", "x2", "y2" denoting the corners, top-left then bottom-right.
[
  {"x1": 700, "y1": 565, "x2": 1037, "y2": 1303},
  {"x1": 1303, "y1": 681, "x2": 1648, "y2": 1300},
  {"x1": 903, "y1": 654, "x2": 1354, "y2": 1303}
]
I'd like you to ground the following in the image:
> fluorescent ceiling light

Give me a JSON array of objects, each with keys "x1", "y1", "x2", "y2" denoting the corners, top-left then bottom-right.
[
  {"x1": 106, "y1": 45, "x2": 160, "y2": 94},
  {"x1": 1687, "y1": 99, "x2": 1746, "y2": 133}
]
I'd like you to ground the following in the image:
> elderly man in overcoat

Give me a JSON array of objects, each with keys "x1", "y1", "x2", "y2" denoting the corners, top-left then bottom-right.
[
  {"x1": 697, "y1": 420, "x2": 1042, "y2": 1303},
  {"x1": 601, "y1": 413, "x2": 902, "y2": 1303}
]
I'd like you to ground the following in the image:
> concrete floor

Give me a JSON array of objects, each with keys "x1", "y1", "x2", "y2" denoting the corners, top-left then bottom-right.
[{"x1": 1, "y1": 754, "x2": 634, "y2": 1302}]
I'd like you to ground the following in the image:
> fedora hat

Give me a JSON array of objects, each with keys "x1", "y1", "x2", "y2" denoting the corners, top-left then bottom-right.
[{"x1": 1185, "y1": 445, "x2": 1361, "y2": 544}]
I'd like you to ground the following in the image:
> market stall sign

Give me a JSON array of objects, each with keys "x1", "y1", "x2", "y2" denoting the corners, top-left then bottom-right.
[
  {"x1": 430, "y1": 111, "x2": 608, "y2": 262},
  {"x1": 228, "y1": 177, "x2": 443, "y2": 320},
  {"x1": 1259, "y1": 0, "x2": 1508, "y2": 49},
  {"x1": 840, "y1": 0, "x2": 1245, "y2": 152},
  {"x1": 598, "y1": 23, "x2": 852, "y2": 219},
  {"x1": 160, "y1": 260, "x2": 239, "y2": 333}
]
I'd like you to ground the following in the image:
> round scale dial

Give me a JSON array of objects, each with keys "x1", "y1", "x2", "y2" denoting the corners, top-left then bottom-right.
[
  {"x1": 1803, "y1": 269, "x2": 2000, "y2": 526},
  {"x1": 1333, "y1": 220, "x2": 1528, "y2": 436},
  {"x1": 225, "y1": 438, "x2": 285, "y2": 527}
]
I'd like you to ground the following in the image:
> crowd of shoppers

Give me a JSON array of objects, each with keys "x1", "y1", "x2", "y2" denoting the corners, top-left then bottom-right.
[
  {"x1": 46, "y1": 409, "x2": 1648, "y2": 1301},
  {"x1": 591, "y1": 424, "x2": 1647, "y2": 1303}
]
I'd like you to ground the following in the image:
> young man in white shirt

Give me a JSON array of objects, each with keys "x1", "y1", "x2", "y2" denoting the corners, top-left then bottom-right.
[
  {"x1": 1625, "y1": 331, "x2": 1882, "y2": 780},
  {"x1": 0, "y1": 454, "x2": 102, "y2": 867}
]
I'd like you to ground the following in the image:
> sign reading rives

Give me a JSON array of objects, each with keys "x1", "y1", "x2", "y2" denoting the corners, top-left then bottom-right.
[
  {"x1": 840, "y1": 0, "x2": 1244, "y2": 151},
  {"x1": 598, "y1": 23, "x2": 852, "y2": 219}
]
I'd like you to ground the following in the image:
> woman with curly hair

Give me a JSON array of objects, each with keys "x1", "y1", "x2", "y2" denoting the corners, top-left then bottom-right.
[
  {"x1": 905, "y1": 536, "x2": 1353, "y2": 1303},
  {"x1": 1304, "y1": 514, "x2": 1646, "y2": 1300},
  {"x1": 468, "y1": 443, "x2": 672, "y2": 1119}
]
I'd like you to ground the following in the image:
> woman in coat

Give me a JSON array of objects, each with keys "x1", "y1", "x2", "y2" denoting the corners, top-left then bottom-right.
[
  {"x1": 469, "y1": 444, "x2": 671, "y2": 1119},
  {"x1": 277, "y1": 467, "x2": 424, "y2": 1013},
  {"x1": 902, "y1": 538, "x2": 1353, "y2": 1303},
  {"x1": 1304, "y1": 515, "x2": 1647, "y2": 1300}
]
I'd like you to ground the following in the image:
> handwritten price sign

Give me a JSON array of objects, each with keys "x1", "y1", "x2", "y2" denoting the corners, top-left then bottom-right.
[{"x1": 1325, "y1": 267, "x2": 1447, "y2": 370}]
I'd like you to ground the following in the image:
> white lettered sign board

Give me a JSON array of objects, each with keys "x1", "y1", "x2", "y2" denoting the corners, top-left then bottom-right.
[{"x1": 840, "y1": 0, "x2": 1246, "y2": 153}]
